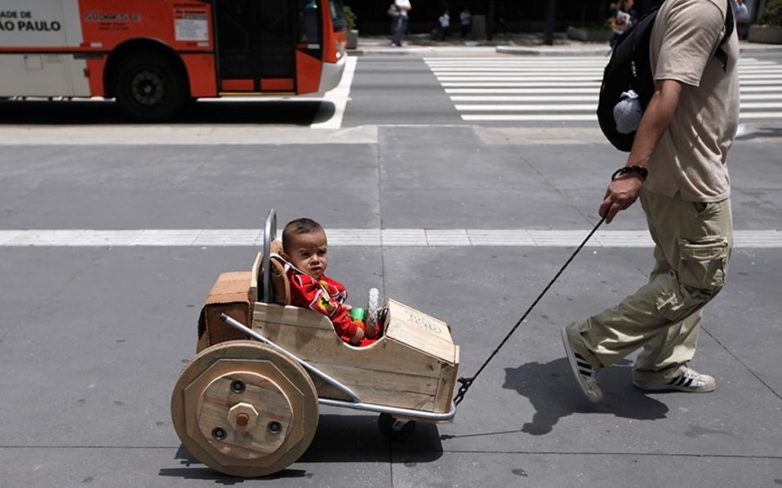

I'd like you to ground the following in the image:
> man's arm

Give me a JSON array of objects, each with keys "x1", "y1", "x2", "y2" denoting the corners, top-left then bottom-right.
[{"x1": 599, "y1": 79, "x2": 683, "y2": 223}]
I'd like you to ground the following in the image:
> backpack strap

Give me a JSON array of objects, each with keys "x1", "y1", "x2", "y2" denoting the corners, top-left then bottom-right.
[{"x1": 715, "y1": 0, "x2": 735, "y2": 71}]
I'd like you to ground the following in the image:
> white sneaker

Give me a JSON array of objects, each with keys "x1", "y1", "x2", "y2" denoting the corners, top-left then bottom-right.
[
  {"x1": 633, "y1": 368, "x2": 716, "y2": 393},
  {"x1": 561, "y1": 328, "x2": 603, "y2": 402}
]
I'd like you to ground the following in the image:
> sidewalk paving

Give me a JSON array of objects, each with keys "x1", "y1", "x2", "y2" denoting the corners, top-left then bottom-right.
[{"x1": 350, "y1": 33, "x2": 782, "y2": 56}]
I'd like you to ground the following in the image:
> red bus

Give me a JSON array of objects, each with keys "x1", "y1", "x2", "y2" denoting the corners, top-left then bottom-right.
[{"x1": 0, "y1": 0, "x2": 346, "y2": 120}]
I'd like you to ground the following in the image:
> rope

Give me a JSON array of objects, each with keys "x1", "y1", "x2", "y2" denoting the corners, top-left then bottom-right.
[{"x1": 453, "y1": 217, "x2": 606, "y2": 405}]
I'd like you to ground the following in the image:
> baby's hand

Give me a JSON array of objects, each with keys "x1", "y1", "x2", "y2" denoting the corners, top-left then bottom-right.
[
  {"x1": 349, "y1": 324, "x2": 365, "y2": 346},
  {"x1": 344, "y1": 304, "x2": 353, "y2": 311}
]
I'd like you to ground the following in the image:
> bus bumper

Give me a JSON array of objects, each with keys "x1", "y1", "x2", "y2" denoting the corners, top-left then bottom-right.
[{"x1": 317, "y1": 54, "x2": 347, "y2": 95}]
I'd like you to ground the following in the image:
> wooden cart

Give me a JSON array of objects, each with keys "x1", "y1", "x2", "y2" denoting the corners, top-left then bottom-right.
[{"x1": 171, "y1": 210, "x2": 459, "y2": 477}]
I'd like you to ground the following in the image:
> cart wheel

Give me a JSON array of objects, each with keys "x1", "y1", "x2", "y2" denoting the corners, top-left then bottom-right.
[
  {"x1": 378, "y1": 413, "x2": 416, "y2": 441},
  {"x1": 171, "y1": 341, "x2": 319, "y2": 477}
]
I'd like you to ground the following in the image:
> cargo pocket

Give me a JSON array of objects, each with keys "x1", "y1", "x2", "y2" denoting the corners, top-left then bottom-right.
[
  {"x1": 678, "y1": 237, "x2": 729, "y2": 292},
  {"x1": 655, "y1": 277, "x2": 687, "y2": 321}
]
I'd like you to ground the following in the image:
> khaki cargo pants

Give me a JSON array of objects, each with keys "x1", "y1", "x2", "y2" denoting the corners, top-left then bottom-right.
[{"x1": 566, "y1": 189, "x2": 733, "y2": 382}]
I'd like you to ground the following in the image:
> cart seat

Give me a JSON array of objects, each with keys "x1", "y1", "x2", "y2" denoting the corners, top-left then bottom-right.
[{"x1": 250, "y1": 240, "x2": 291, "y2": 306}]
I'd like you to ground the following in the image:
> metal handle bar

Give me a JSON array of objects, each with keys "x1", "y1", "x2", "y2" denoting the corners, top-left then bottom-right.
[{"x1": 262, "y1": 209, "x2": 277, "y2": 304}]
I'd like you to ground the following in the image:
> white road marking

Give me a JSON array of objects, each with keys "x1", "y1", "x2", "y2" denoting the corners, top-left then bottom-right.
[
  {"x1": 446, "y1": 88, "x2": 601, "y2": 94},
  {"x1": 461, "y1": 114, "x2": 598, "y2": 121},
  {"x1": 427, "y1": 56, "x2": 782, "y2": 123},
  {"x1": 461, "y1": 113, "x2": 782, "y2": 121},
  {"x1": 456, "y1": 102, "x2": 782, "y2": 111},
  {"x1": 452, "y1": 94, "x2": 782, "y2": 102},
  {"x1": 442, "y1": 82, "x2": 603, "y2": 88},
  {"x1": 0, "y1": 125, "x2": 379, "y2": 145},
  {"x1": 0, "y1": 229, "x2": 779, "y2": 248},
  {"x1": 456, "y1": 103, "x2": 600, "y2": 111},
  {"x1": 311, "y1": 55, "x2": 358, "y2": 130}
]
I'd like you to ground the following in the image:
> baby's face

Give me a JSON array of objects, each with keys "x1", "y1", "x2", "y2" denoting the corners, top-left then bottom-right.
[{"x1": 284, "y1": 230, "x2": 329, "y2": 279}]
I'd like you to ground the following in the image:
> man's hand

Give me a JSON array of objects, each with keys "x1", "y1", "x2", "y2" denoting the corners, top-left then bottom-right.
[
  {"x1": 599, "y1": 79, "x2": 683, "y2": 224},
  {"x1": 599, "y1": 175, "x2": 644, "y2": 224}
]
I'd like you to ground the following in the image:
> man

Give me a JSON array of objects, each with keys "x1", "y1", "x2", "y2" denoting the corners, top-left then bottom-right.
[
  {"x1": 391, "y1": 0, "x2": 412, "y2": 47},
  {"x1": 734, "y1": 0, "x2": 752, "y2": 40},
  {"x1": 562, "y1": 0, "x2": 739, "y2": 402}
]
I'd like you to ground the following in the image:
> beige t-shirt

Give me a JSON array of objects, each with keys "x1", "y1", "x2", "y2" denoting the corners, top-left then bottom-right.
[{"x1": 646, "y1": 0, "x2": 739, "y2": 202}]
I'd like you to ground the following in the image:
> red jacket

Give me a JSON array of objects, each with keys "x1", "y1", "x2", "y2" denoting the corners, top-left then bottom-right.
[{"x1": 286, "y1": 267, "x2": 375, "y2": 346}]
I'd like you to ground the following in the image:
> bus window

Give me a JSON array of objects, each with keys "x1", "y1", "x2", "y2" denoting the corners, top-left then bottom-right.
[
  {"x1": 300, "y1": 0, "x2": 320, "y2": 44},
  {"x1": 330, "y1": 0, "x2": 346, "y2": 32}
]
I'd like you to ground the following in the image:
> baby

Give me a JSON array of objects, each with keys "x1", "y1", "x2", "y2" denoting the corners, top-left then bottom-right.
[{"x1": 280, "y1": 218, "x2": 379, "y2": 347}]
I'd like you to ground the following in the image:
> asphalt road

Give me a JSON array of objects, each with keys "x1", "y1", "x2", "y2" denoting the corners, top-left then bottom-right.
[{"x1": 0, "y1": 49, "x2": 781, "y2": 488}]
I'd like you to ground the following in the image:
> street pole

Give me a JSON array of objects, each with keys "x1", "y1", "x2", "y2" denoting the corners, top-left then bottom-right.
[{"x1": 544, "y1": 0, "x2": 557, "y2": 46}]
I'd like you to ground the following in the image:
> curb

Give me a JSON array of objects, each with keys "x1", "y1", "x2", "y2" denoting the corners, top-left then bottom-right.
[
  {"x1": 496, "y1": 46, "x2": 611, "y2": 56},
  {"x1": 349, "y1": 42, "x2": 782, "y2": 57}
]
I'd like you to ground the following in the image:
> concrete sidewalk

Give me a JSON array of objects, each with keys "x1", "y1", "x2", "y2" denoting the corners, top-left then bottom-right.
[{"x1": 350, "y1": 33, "x2": 782, "y2": 56}]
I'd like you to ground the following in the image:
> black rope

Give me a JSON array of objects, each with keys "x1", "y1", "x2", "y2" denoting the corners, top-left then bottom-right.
[{"x1": 453, "y1": 217, "x2": 606, "y2": 405}]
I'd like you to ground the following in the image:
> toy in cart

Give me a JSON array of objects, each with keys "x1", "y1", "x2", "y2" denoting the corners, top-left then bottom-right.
[{"x1": 171, "y1": 210, "x2": 460, "y2": 477}]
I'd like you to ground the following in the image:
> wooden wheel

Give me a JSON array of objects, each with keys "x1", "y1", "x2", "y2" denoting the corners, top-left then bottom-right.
[{"x1": 171, "y1": 341, "x2": 319, "y2": 477}]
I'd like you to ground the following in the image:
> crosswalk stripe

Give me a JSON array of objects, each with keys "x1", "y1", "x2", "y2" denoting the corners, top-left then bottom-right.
[
  {"x1": 447, "y1": 87, "x2": 782, "y2": 94},
  {"x1": 425, "y1": 58, "x2": 776, "y2": 64},
  {"x1": 431, "y1": 66, "x2": 782, "y2": 72},
  {"x1": 452, "y1": 95, "x2": 598, "y2": 102},
  {"x1": 462, "y1": 112, "x2": 782, "y2": 121},
  {"x1": 458, "y1": 102, "x2": 782, "y2": 111},
  {"x1": 439, "y1": 77, "x2": 782, "y2": 84},
  {"x1": 446, "y1": 88, "x2": 600, "y2": 94},
  {"x1": 441, "y1": 82, "x2": 603, "y2": 87},
  {"x1": 432, "y1": 71, "x2": 782, "y2": 78},
  {"x1": 452, "y1": 94, "x2": 782, "y2": 102},
  {"x1": 462, "y1": 114, "x2": 597, "y2": 121},
  {"x1": 438, "y1": 76, "x2": 604, "y2": 81},
  {"x1": 426, "y1": 56, "x2": 782, "y2": 124},
  {"x1": 456, "y1": 104, "x2": 598, "y2": 111},
  {"x1": 0, "y1": 229, "x2": 779, "y2": 247}
]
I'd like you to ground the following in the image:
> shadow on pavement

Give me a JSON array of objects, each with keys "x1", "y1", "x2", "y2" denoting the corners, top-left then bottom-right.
[
  {"x1": 501, "y1": 358, "x2": 669, "y2": 435},
  {"x1": 0, "y1": 99, "x2": 334, "y2": 125},
  {"x1": 159, "y1": 414, "x2": 442, "y2": 482},
  {"x1": 736, "y1": 126, "x2": 782, "y2": 141},
  {"x1": 159, "y1": 447, "x2": 311, "y2": 484},
  {"x1": 302, "y1": 414, "x2": 443, "y2": 463}
]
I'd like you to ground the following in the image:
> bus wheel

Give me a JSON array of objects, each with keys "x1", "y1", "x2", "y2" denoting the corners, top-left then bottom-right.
[{"x1": 115, "y1": 52, "x2": 188, "y2": 121}]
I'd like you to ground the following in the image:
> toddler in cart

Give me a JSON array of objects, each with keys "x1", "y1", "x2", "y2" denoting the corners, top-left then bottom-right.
[{"x1": 280, "y1": 218, "x2": 382, "y2": 347}]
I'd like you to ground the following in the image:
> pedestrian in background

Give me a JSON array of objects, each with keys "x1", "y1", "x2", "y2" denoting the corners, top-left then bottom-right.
[
  {"x1": 389, "y1": 0, "x2": 412, "y2": 47},
  {"x1": 562, "y1": 0, "x2": 739, "y2": 403},
  {"x1": 734, "y1": 0, "x2": 752, "y2": 40},
  {"x1": 460, "y1": 7, "x2": 471, "y2": 38},
  {"x1": 609, "y1": 0, "x2": 638, "y2": 47},
  {"x1": 438, "y1": 9, "x2": 450, "y2": 41}
]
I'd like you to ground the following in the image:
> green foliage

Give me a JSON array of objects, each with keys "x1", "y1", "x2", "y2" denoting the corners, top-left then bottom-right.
[
  {"x1": 343, "y1": 5, "x2": 357, "y2": 30},
  {"x1": 761, "y1": 0, "x2": 782, "y2": 27}
]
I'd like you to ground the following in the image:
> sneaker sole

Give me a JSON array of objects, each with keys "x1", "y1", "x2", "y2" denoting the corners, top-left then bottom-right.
[
  {"x1": 632, "y1": 381, "x2": 716, "y2": 393},
  {"x1": 561, "y1": 328, "x2": 603, "y2": 403}
]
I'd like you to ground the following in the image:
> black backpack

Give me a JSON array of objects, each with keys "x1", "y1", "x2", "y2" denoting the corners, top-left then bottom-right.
[{"x1": 597, "y1": 1, "x2": 734, "y2": 152}]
